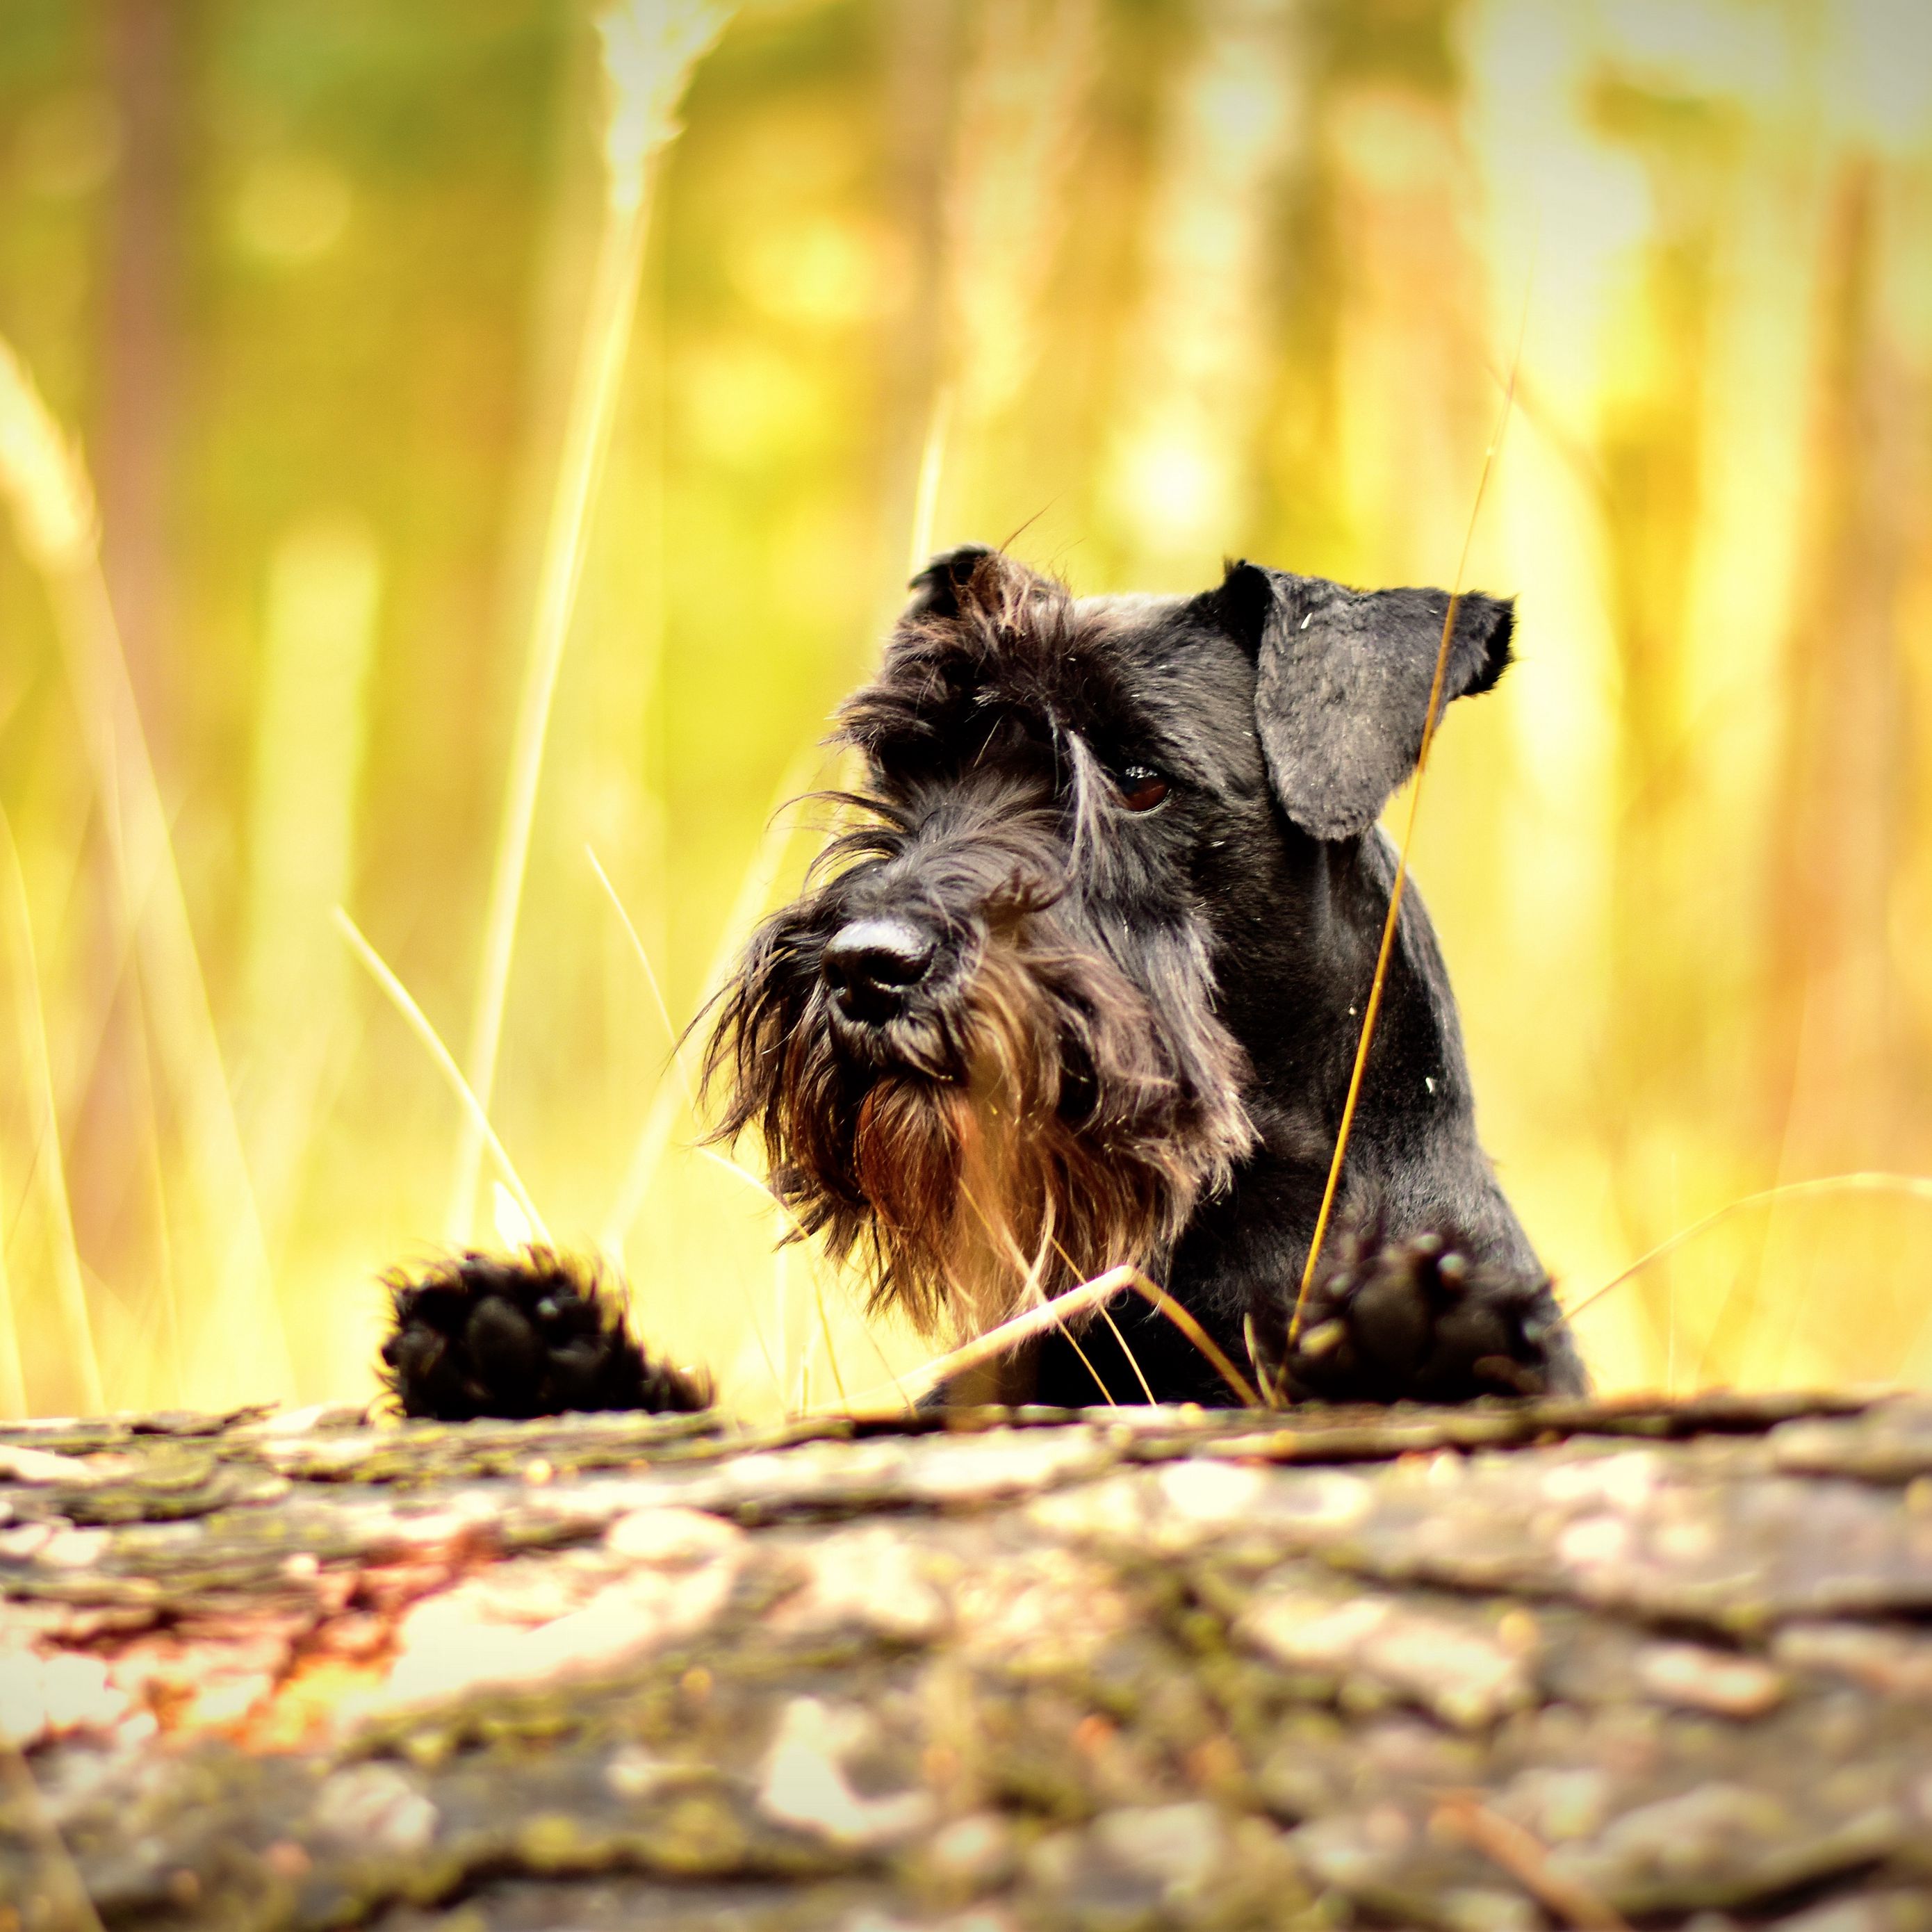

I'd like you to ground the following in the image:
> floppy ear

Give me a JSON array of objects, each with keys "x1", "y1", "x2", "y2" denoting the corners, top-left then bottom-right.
[{"x1": 1209, "y1": 560, "x2": 1516, "y2": 841}]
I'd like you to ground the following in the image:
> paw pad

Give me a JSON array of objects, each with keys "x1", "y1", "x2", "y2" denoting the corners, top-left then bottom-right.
[{"x1": 1268, "y1": 1225, "x2": 1555, "y2": 1405}]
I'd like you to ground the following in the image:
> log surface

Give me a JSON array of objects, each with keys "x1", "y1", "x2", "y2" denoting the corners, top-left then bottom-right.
[{"x1": 3, "y1": 1391, "x2": 1931, "y2": 1931}]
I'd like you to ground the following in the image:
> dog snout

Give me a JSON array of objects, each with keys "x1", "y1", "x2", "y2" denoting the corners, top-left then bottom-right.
[{"x1": 823, "y1": 917, "x2": 938, "y2": 1019}]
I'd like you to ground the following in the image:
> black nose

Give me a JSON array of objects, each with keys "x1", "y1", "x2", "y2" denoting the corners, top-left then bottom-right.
[{"x1": 823, "y1": 917, "x2": 938, "y2": 1018}]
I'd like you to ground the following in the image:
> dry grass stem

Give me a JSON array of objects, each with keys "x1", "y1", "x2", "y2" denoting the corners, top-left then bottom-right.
[
  {"x1": 0, "y1": 1161, "x2": 27, "y2": 1419},
  {"x1": 1291, "y1": 336, "x2": 1524, "y2": 1343},
  {"x1": 240, "y1": 518, "x2": 382, "y2": 1247},
  {"x1": 596, "y1": 1, "x2": 734, "y2": 215},
  {"x1": 0, "y1": 813, "x2": 103, "y2": 1414},
  {"x1": 844, "y1": 1263, "x2": 1263, "y2": 1415},
  {"x1": 587, "y1": 844, "x2": 697, "y2": 1106},
  {"x1": 955, "y1": 1179, "x2": 1115, "y2": 1405},
  {"x1": 1096, "y1": 1297, "x2": 1156, "y2": 1403},
  {"x1": 334, "y1": 908, "x2": 552, "y2": 1248},
  {"x1": 446, "y1": 3, "x2": 731, "y2": 1243},
  {"x1": 1563, "y1": 1170, "x2": 1932, "y2": 1324},
  {"x1": 1242, "y1": 1311, "x2": 1283, "y2": 1412},
  {"x1": 907, "y1": 384, "x2": 952, "y2": 577},
  {"x1": 1040, "y1": 1230, "x2": 1158, "y2": 1405},
  {"x1": 811, "y1": 1269, "x2": 849, "y2": 1409},
  {"x1": 1, "y1": 335, "x2": 284, "y2": 1407},
  {"x1": 691, "y1": 1149, "x2": 786, "y2": 1398},
  {"x1": 0, "y1": 338, "x2": 95, "y2": 570},
  {"x1": 600, "y1": 742, "x2": 823, "y2": 1251},
  {"x1": 592, "y1": 837, "x2": 824, "y2": 1412}
]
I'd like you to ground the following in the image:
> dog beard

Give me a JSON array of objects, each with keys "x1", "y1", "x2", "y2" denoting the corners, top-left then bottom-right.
[{"x1": 707, "y1": 931, "x2": 1253, "y2": 1343}]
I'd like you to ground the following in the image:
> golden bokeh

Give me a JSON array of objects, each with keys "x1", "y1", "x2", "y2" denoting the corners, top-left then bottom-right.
[{"x1": 1, "y1": 0, "x2": 1929, "y2": 1417}]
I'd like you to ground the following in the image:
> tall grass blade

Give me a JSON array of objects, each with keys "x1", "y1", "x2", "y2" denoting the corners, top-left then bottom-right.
[
  {"x1": 907, "y1": 384, "x2": 951, "y2": 576},
  {"x1": 587, "y1": 844, "x2": 696, "y2": 1106},
  {"x1": 599, "y1": 741, "x2": 821, "y2": 1252},
  {"x1": 446, "y1": 1, "x2": 733, "y2": 1243},
  {"x1": 335, "y1": 908, "x2": 552, "y2": 1248},
  {"x1": 1290, "y1": 312, "x2": 1527, "y2": 1343},
  {"x1": 0, "y1": 811, "x2": 104, "y2": 1414},
  {"x1": 241, "y1": 516, "x2": 382, "y2": 1247},
  {"x1": 1562, "y1": 1171, "x2": 1932, "y2": 1325},
  {"x1": 0, "y1": 1206, "x2": 26, "y2": 1419},
  {"x1": 0, "y1": 336, "x2": 285, "y2": 1407},
  {"x1": 843, "y1": 1263, "x2": 1262, "y2": 1415}
]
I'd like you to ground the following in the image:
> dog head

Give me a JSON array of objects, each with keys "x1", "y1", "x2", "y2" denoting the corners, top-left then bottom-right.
[{"x1": 704, "y1": 545, "x2": 1515, "y2": 1341}]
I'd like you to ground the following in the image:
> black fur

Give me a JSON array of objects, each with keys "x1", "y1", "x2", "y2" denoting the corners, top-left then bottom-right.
[
  {"x1": 380, "y1": 1251, "x2": 711, "y2": 1421},
  {"x1": 379, "y1": 548, "x2": 1586, "y2": 1418}
]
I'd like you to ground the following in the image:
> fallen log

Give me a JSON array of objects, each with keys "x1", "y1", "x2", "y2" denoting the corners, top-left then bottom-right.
[{"x1": 3, "y1": 1391, "x2": 1931, "y2": 1930}]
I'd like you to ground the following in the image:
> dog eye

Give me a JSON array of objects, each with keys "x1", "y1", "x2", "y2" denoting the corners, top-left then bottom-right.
[{"x1": 1112, "y1": 764, "x2": 1170, "y2": 812}]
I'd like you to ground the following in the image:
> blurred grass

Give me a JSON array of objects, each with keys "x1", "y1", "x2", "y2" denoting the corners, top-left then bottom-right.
[{"x1": 0, "y1": 0, "x2": 1930, "y2": 1416}]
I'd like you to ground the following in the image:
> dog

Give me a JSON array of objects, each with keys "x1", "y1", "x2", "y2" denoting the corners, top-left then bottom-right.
[{"x1": 382, "y1": 546, "x2": 1585, "y2": 1418}]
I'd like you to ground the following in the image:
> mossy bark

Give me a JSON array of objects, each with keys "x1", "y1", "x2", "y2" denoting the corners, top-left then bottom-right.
[{"x1": 3, "y1": 1391, "x2": 1931, "y2": 1930}]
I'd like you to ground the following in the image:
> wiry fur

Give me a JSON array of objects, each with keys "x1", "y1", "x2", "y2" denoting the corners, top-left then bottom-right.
[
  {"x1": 704, "y1": 559, "x2": 1253, "y2": 1341},
  {"x1": 380, "y1": 541, "x2": 1587, "y2": 1418},
  {"x1": 700, "y1": 543, "x2": 1585, "y2": 1407}
]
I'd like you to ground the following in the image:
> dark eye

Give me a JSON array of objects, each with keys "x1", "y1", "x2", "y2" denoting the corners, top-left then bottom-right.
[{"x1": 1113, "y1": 763, "x2": 1170, "y2": 812}]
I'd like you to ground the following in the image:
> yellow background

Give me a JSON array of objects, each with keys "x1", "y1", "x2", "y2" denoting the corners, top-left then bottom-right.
[{"x1": 2, "y1": 0, "x2": 1930, "y2": 1416}]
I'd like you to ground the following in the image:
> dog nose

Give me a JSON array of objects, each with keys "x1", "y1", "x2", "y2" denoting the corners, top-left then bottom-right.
[{"x1": 823, "y1": 917, "x2": 937, "y2": 1015}]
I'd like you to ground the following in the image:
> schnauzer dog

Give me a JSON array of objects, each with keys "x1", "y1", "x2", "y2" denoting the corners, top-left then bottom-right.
[{"x1": 383, "y1": 546, "x2": 1585, "y2": 1418}]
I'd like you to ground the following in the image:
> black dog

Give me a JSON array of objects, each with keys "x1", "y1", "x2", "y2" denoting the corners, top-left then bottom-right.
[{"x1": 384, "y1": 547, "x2": 1585, "y2": 1417}]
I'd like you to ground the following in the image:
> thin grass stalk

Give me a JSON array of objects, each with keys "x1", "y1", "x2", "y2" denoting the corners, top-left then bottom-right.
[
  {"x1": 446, "y1": 1, "x2": 732, "y2": 1243},
  {"x1": 334, "y1": 909, "x2": 552, "y2": 1248},
  {"x1": 906, "y1": 384, "x2": 952, "y2": 576},
  {"x1": 240, "y1": 518, "x2": 382, "y2": 1251},
  {"x1": 132, "y1": 1035, "x2": 186, "y2": 1407},
  {"x1": 1562, "y1": 1170, "x2": 1932, "y2": 1325},
  {"x1": 587, "y1": 845, "x2": 696, "y2": 1106},
  {"x1": 1290, "y1": 340, "x2": 1523, "y2": 1343},
  {"x1": 957, "y1": 1180, "x2": 1115, "y2": 1405},
  {"x1": 1433, "y1": 1792, "x2": 1630, "y2": 1932},
  {"x1": 0, "y1": 1262, "x2": 24, "y2": 1421},
  {"x1": 1241, "y1": 1312, "x2": 1281, "y2": 1413},
  {"x1": 42, "y1": 857, "x2": 186, "y2": 1407},
  {"x1": 685, "y1": 1149, "x2": 785, "y2": 1397},
  {"x1": 1286, "y1": 594, "x2": 1466, "y2": 1343},
  {"x1": 842, "y1": 1263, "x2": 1262, "y2": 1415},
  {"x1": 811, "y1": 1262, "x2": 849, "y2": 1408},
  {"x1": 444, "y1": 195, "x2": 651, "y2": 1241},
  {"x1": 773, "y1": 1225, "x2": 796, "y2": 1411},
  {"x1": 589, "y1": 831, "x2": 819, "y2": 1409},
  {"x1": 0, "y1": 812, "x2": 103, "y2": 1414},
  {"x1": 598, "y1": 742, "x2": 821, "y2": 1252},
  {"x1": 0, "y1": 1159, "x2": 27, "y2": 1418},
  {"x1": 0, "y1": 335, "x2": 290, "y2": 1407},
  {"x1": 1045, "y1": 1227, "x2": 1156, "y2": 1403}
]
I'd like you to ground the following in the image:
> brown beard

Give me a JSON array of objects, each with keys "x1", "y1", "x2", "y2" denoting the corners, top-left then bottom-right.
[{"x1": 710, "y1": 925, "x2": 1254, "y2": 1347}]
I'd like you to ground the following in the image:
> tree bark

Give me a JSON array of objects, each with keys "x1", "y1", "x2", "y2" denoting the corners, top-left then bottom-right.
[{"x1": 3, "y1": 1389, "x2": 1931, "y2": 1929}]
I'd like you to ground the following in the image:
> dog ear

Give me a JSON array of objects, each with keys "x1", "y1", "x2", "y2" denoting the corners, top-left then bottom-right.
[
  {"x1": 904, "y1": 544, "x2": 1001, "y2": 619},
  {"x1": 1210, "y1": 559, "x2": 1515, "y2": 841}
]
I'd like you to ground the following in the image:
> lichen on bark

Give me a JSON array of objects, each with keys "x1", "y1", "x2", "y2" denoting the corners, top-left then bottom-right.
[{"x1": 3, "y1": 1390, "x2": 1930, "y2": 1930}]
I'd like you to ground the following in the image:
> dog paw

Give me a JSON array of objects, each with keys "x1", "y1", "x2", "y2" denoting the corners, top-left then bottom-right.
[
  {"x1": 1270, "y1": 1227, "x2": 1571, "y2": 1405},
  {"x1": 379, "y1": 1250, "x2": 713, "y2": 1422}
]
